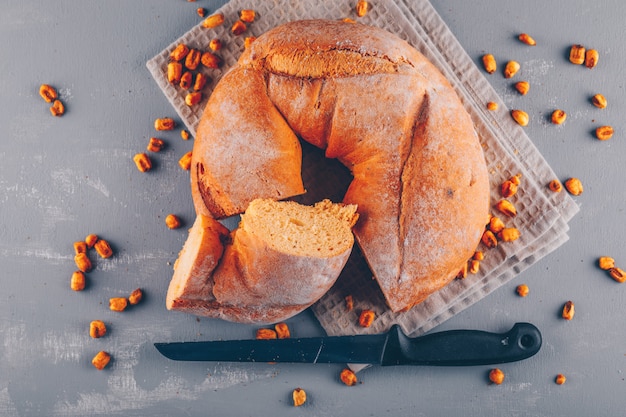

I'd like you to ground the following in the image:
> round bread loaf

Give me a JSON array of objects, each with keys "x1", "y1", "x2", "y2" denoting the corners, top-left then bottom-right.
[{"x1": 189, "y1": 19, "x2": 490, "y2": 313}]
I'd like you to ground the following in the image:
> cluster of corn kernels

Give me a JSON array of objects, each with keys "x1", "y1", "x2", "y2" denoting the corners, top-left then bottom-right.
[{"x1": 38, "y1": 84, "x2": 65, "y2": 117}]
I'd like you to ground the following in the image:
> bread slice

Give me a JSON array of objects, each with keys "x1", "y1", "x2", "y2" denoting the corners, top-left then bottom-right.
[{"x1": 167, "y1": 198, "x2": 358, "y2": 323}]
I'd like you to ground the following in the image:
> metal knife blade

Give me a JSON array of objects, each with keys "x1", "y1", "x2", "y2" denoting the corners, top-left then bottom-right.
[{"x1": 154, "y1": 322, "x2": 541, "y2": 366}]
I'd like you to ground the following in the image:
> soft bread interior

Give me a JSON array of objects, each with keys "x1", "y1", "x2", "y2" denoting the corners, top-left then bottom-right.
[{"x1": 240, "y1": 198, "x2": 359, "y2": 258}]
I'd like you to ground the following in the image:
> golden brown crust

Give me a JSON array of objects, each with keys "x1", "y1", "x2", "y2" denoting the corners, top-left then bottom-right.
[{"x1": 189, "y1": 19, "x2": 490, "y2": 314}]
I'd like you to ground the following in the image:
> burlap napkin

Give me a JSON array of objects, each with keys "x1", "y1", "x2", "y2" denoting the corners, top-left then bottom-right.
[{"x1": 147, "y1": 0, "x2": 579, "y2": 338}]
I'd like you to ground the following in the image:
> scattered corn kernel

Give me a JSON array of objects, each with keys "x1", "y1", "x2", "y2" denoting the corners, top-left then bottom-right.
[
  {"x1": 340, "y1": 368, "x2": 358, "y2": 386},
  {"x1": 498, "y1": 227, "x2": 521, "y2": 242},
  {"x1": 564, "y1": 178, "x2": 583, "y2": 196},
  {"x1": 569, "y1": 44, "x2": 585, "y2": 65},
  {"x1": 185, "y1": 92, "x2": 202, "y2": 106},
  {"x1": 94, "y1": 239, "x2": 113, "y2": 259},
  {"x1": 562, "y1": 300, "x2": 575, "y2": 320},
  {"x1": 74, "y1": 252, "x2": 92, "y2": 273},
  {"x1": 591, "y1": 93, "x2": 607, "y2": 109},
  {"x1": 50, "y1": 99, "x2": 65, "y2": 117},
  {"x1": 231, "y1": 20, "x2": 247, "y2": 35},
  {"x1": 358, "y1": 309, "x2": 375, "y2": 327},
  {"x1": 133, "y1": 153, "x2": 152, "y2": 172},
  {"x1": 167, "y1": 62, "x2": 182, "y2": 85},
  {"x1": 595, "y1": 125, "x2": 614, "y2": 141},
  {"x1": 109, "y1": 297, "x2": 128, "y2": 312},
  {"x1": 181, "y1": 130, "x2": 191, "y2": 140},
  {"x1": 504, "y1": 60, "x2": 520, "y2": 78},
  {"x1": 481, "y1": 230, "x2": 498, "y2": 249},
  {"x1": 518, "y1": 33, "x2": 536, "y2": 46},
  {"x1": 489, "y1": 216, "x2": 505, "y2": 233},
  {"x1": 170, "y1": 43, "x2": 190, "y2": 62},
  {"x1": 342, "y1": 17, "x2": 356, "y2": 24},
  {"x1": 154, "y1": 117, "x2": 175, "y2": 131},
  {"x1": 489, "y1": 368, "x2": 505, "y2": 385},
  {"x1": 555, "y1": 374, "x2": 567, "y2": 385},
  {"x1": 274, "y1": 322, "x2": 291, "y2": 339},
  {"x1": 495, "y1": 199, "x2": 517, "y2": 217},
  {"x1": 345, "y1": 294, "x2": 354, "y2": 311},
  {"x1": 511, "y1": 109, "x2": 529, "y2": 126},
  {"x1": 147, "y1": 137, "x2": 165, "y2": 152},
  {"x1": 39, "y1": 84, "x2": 58, "y2": 103},
  {"x1": 184, "y1": 49, "x2": 201, "y2": 71},
  {"x1": 516, "y1": 284, "x2": 529, "y2": 297},
  {"x1": 179, "y1": 71, "x2": 192, "y2": 89},
  {"x1": 292, "y1": 388, "x2": 306, "y2": 407},
  {"x1": 510, "y1": 173, "x2": 522, "y2": 186},
  {"x1": 501, "y1": 180, "x2": 518, "y2": 198},
  {"x1": 473, "y1": 251, "x2": 485, "y2": 261},
  {"x1": 85, "y1": 234, "x2": 98, "y2": 248},
  {"x1": 548, "y1": 179, "x2": 562, "y2": 193},
  {"x1": 239, "y1": 9, "x2": 256, "y2": 23},
  {"x1": 514, "y1": 81, "x2": 530, "y2": 95},
  {"x1": 609, "y1": 267, "x2": 626, "y2": 283},
  {"x1": 551, "y1": 109, "x2": 567, "y2": 125},
  {"x1": 91, "y1": 351, "x2": 111, "y2": 370},
  {"x1": 193, "y1": 73, "x2": 208, "y2": 92},
  {"x1": 486, "y1": 101, "x2": 498, "y2": 111},
  {"x1": 356, "y1": 0, "x2": 369, "y2": 17},
  {"x1": 73, "y1": 241, "x2": 87, "y2": 255},
  {"x1": 202, "y1": 13, "x2": 224, "y2": 29},
  {"x1": 209, "y1": 38, "x2": 222, "y2": 51},
  {"x1": 256, "y1": 328, "x2": 277, "y2": 339},
  {"x1": 456, "y1": 262, "x2": 468, "y2": 279},
  {"x1": 482, "y1": 54, "x2": 497, "y2": 74},
  {"x1": 585, "y1": 49, "x2": 599, "y2": 69},
  {"x1": 200, "y1": 51, "x2": 221, "y2": 68},
  {"x1": 165, "y1": 214, "x2": 182, "y2": 229},
  {"x1": 469, "y1": 259, "x2": 480, "y2": 274},
  {"x1": 196, "y1": 7, "x2": 206, "y2": 18},
  {"x1": 71, "y1": 270, "x2": 86, "y2": 291},
  {"x1": 178, "y1": 151, "x2": 193, "y2": 170},
  {"x1": 128, "y1": 288, "x2": 143, "y2": 305},
  {"x1": 598, "y1": 256, "x2": 615, "y2": 270},
  {"x1": 89, "y1": 320, "x2": 107, "y2": 338},
  {"x1": 244, "y1": 36, "x2": 256, "y2": 49}
]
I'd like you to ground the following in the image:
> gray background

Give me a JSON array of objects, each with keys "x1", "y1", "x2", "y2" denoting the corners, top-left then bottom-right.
[{"x1": 1, "y1": 1, "x2": 625, "y2": 416}]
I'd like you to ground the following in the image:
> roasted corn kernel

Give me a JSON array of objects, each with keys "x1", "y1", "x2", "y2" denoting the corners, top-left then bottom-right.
[
  {"x1": 501, "y1": 180, "x2": 518, "y2": 198},
  {"x1": 94, "y1": 239, "x2": 113, "y2": 259},
  {"x1": 39, "y1": 84, "x2": 58, "y2": 103},
  {"x1": 193, "y1": 73, "x2": 208, "y2": 92},
  {"x1": 548, "y1": 179, "x2": 562, "y2": 193},
  {"x1": 486, "y1": 101, "x2": 498, "y2": 111},
  {"x1": 244, "y1": 36, "x2": 256, "y2": 49},
  {"x1": 345, "y1": 294, "x2": 354, "y2": 311},
  {"x1": 511, "y1": 109, "x2": 529, "y2": 126},
  {"x1": 167, "y1": 62, "x2": 183, "y2": 85},
  {"x1": 562, "y1": 300, "x2": 575, "y2": 320},
  {"x1": 91, "y1": 351, "x2": 111, "y2": 370},
  {"x1": 516, "y1": 284, "x2": 529, "y2": 297},
  {"x1": 185, "y1": 92, "x2": 202, "y2": 106},
  {"x1": 184, "y1": 49, "x2": 201, "y2": 71},
  {"x1": 200, "y1": 51, "x2": 221, "y2": 68},
  {"x1": 181, "y1": 129, "x2": 191, "y2": 140},
  {"x1": 74, "y1": 253, "x2": 92, "y2": 273},
  {"x1": 178, "y1": 151, "x2": 193, "y2": 170},
  {"x1": 231, "y1": 20, "x2": 247, "y2": 35},
  {"x1": 133, "y1": 153, "x2": 152, "y2": 173},
  {"x1": 340, "y1": 368, "x2": 358, "y2": 386},
  {"x1": 481, "y1": 230, "x2": 498, "y2": 249},
  {"x1": 128, "y1": 288, "x2": 143, "y2": 305},
  {"x1": 585, "y1": 49, "x2": 599, "y2": 69},
  {"x1": 274, "y1": 322, "x2": 291, "y2": 339},
  {"x1": 469, "y1": 259, "x2": 480, "y2": 274},
  {"x1": 73, "y1": 241, "x2": 87, "y2": 255},
  {"x1": 609, "y1": 267, "x2": 626, "y2": 283},
  {"x1": 154, "y1": 117, "x2": 175, "y2": 131},
  {"x1": 504, "y1": 60, "x2": 520, "y2": 78},
  {"x1": 292, "y1": 388, "x2": 306, "y2": 407},
  {"x1": 85, "y1": 234, "x2": 98, "y2": 248},
  {"x1": 358, "y1": 309, "x2": 375, "y2": 327},
  {"x1": 356, "y1": 0, "x2": 369, "y2": 17},
  {"x1": 239, "y1": 9, "x2": 256, "y2": 23},
  {"x1": 209, "y1": 38, "x2": 222, "y2": 51},
  {"x1": 482, "y1": 54, "x2": 497, "y2": 74},
  {"x1": 514, "y1": 81, "x2": 530, "y2": 95},
  {"x1": 456, "y1": 262, "x2": 468, "y2": 279},
  {"x1": 555, "y1": 374, "x2": 567, "y2": 385},
  {"x1": 202, "y1": 13, "x2": 224, "y2": 29},
  {"x1": 489, "y1": 216, "x2": 505, "y2": 233},
  {"x1": 256, "y1": 328, "x2": 277, "y2": 339},
  {"x1": 179, "y1": 71, "x2": 192, "y2": 89},
  {"x1": 473, "y1": 251, "x2": 485, "y2": 261},
  {"x1": 518, "y1": 33, "x2": 536, "y2": 46},
  {"x1": 170, "y1": 43, "x2": 189, "y2": 62},
  {"x1": 109, "y1": 297, "x2": 128, "y2": 312},
  {"x1": 70, "y1": 270, "x2": 86, "y2": 291},
  {"x1": 551, "y1": 109, "x2": 567, "y2": 125},
  {"x1": 165, "y1": 214, "x2": 182, "y2": 229},
  {"x1": 495, "y1": 199, "x2": 517, "y2": 217},
  {"x1": 591, "y1": 93, "x2": 607, "y2": 109},
  {"x1": 89, "y1": 320, "x2": 107, "y2": 338},
  {"x1": 489, "y1": 368, "x2": 505, "y2": 385},
  {"x1": 147, "y1": 137, "x2": 165, "y2": 153},
  {"x1": 498, "y1": 227, "x2": 521, "y2": 242},
  {"x1": 598, "y1": 257, "x2": 615, "y2": 270},
  {"x1": 50, "y1": 99, "x2": 65, "y2": 117},
  {"x1": 595, "y1": 125, "x2": 614, "y2": 141},
  {"x1": 569, "y1": 44, "x2": 585, "y2": 65},
  {"x1": 196, "y1": 7, "x2": 206, "y2": 18},
  {"x1": 564, "y1": 178, "x2": 583, "y2": 196}
]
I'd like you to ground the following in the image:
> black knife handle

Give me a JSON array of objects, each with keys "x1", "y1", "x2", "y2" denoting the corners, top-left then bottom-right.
[{"x1": 380, "y1": 322, "x2": 541, "y2": 366}]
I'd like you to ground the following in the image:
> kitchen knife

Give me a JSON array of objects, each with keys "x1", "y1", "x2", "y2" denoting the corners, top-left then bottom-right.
[{"x1": 154, "y1": 322, "x2": 541, "y2": 366}]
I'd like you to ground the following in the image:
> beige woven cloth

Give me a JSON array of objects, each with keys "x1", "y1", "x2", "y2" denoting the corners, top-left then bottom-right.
[{"x1": 147, "y1": 0, "x2": 578, "y2": 338}]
